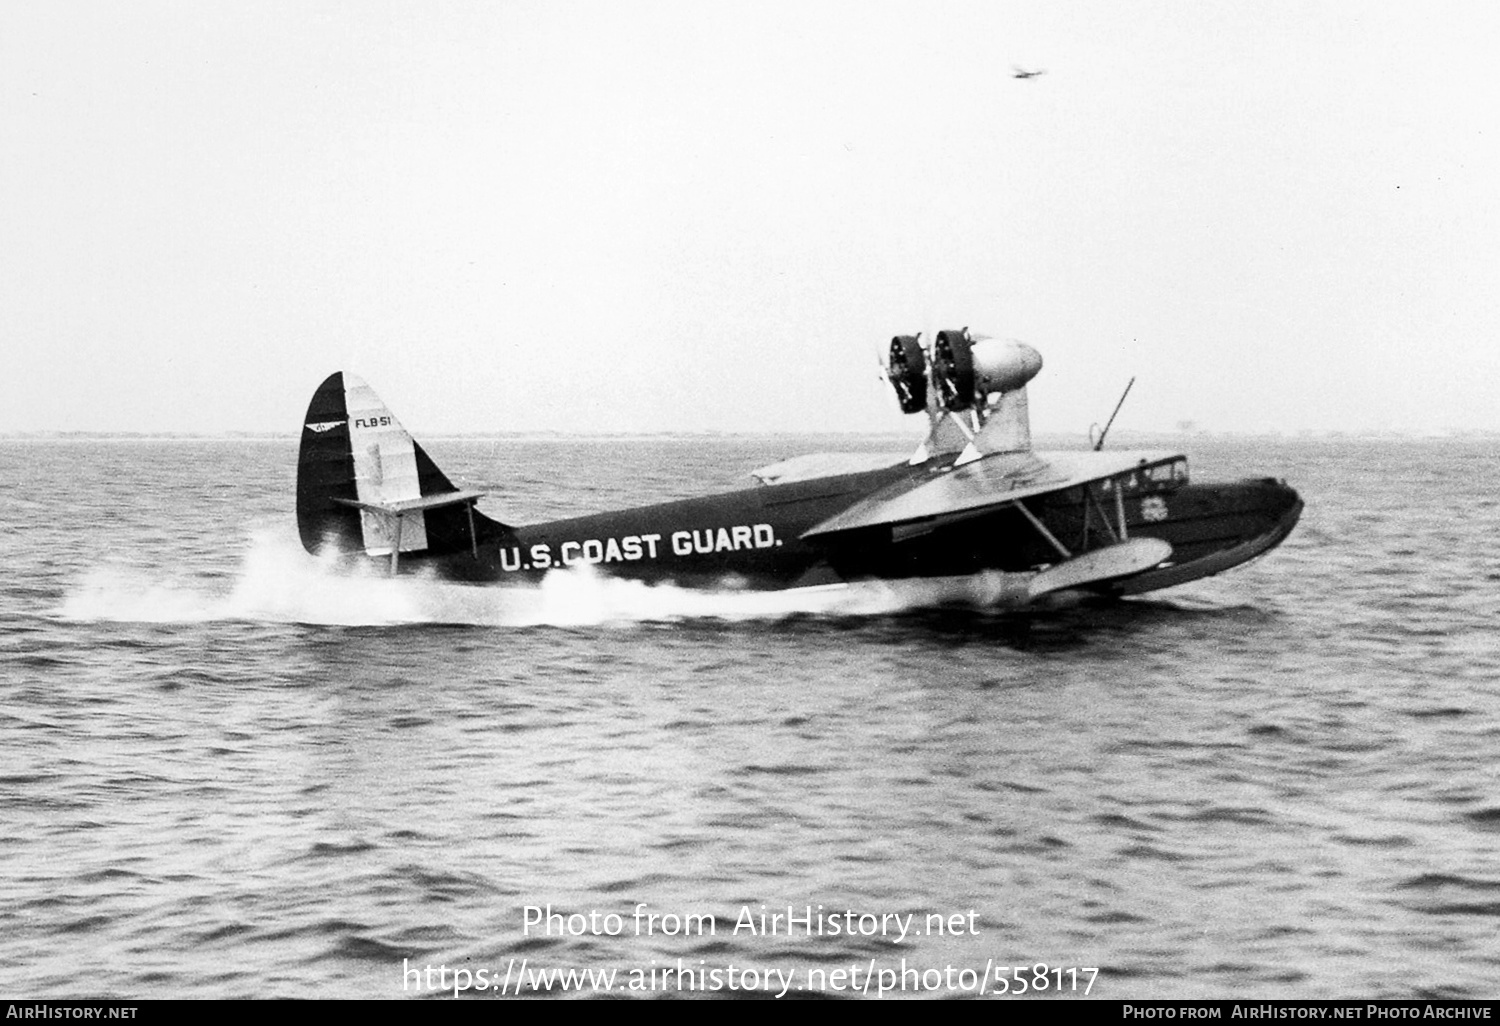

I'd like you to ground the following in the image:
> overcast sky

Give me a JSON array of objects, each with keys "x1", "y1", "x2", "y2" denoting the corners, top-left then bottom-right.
[{"x1": 2, "y1": 1, "x2": 1497, "y2": 436}]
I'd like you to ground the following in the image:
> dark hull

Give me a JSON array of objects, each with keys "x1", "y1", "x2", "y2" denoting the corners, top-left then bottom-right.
[{"x1": 414, "y1": 468, "x2": 1302, "y2": 598}]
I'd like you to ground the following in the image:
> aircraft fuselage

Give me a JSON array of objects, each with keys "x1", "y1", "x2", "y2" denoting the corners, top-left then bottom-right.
[{"x1": 422, "y1": 457, "x2": 1302, "y2": 595}]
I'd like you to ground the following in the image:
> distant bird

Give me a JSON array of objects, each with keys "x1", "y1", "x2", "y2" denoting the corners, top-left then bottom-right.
[{"x1": 1012, "y1": 66, "x2": 1046, "y2": 79}]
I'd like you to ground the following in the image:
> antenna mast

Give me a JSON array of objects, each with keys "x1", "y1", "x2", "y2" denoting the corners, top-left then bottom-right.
[{"x1": 1091, "y1": 377, "x2": 1135, "y2": 451}]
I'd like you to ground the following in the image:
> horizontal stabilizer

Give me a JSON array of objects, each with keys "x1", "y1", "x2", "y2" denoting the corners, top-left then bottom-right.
[
  {"x1": 331, "y1": 489, "x2": 486, "y2": 516},
  {"x1": 1026, "y1": 538, "x2": 1172, "y2": 600}
]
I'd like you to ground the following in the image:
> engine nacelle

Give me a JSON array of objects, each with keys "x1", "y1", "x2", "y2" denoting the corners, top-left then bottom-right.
[
  {"x1": 931, "y1": 328, "x2": 1042, "y2": 412},
  {"x1": 886, "y1": 334, "x2": 927, "y2": 414}
]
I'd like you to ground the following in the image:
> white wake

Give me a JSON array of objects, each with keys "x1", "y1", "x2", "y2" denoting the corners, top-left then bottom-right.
[{"x1": 57, "y1": 531, "x2": 1032, "y2": 627}]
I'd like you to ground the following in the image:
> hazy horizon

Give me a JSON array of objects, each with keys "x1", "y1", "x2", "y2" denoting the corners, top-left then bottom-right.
[{"x1": 6, "y1": 425, "x2": 1497, "y2": 442}]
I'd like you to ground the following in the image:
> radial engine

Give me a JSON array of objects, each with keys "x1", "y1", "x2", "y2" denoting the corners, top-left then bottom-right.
[{"x1": 885, "y1": 328, "x2": 1042, "y2": 421}]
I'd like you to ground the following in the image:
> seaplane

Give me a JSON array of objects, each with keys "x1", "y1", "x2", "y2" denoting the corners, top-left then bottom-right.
[{"x1": 295, "y1": 330, "x2": 1301, "y2": 604}]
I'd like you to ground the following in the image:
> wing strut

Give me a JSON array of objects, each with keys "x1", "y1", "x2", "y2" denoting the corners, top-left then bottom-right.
[
  {"x1": 1082, "y1": 486, "x2": 1113, "y2": 546},
  {"x1": 1010, "y1": 499, "x2": 1072, "y2": 559},
  {"x1": 1009, "y1": 481, "x2": 1170, "y2": 601}
]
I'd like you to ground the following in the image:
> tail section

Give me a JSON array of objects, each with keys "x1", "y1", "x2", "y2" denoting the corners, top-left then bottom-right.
[{"x1": 296, "y1": 373, "x2": 504, "y2": 565}]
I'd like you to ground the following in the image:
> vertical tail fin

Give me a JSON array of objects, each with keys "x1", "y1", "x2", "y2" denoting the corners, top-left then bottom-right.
[{"x1": 295, "y1": 372, "x2": 503, "y2": 560}]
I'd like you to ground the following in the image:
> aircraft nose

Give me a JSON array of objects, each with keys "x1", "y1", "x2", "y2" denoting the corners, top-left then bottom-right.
[{"x1": 1263, "y1": 478, "x2": 1304, "y2": 530}]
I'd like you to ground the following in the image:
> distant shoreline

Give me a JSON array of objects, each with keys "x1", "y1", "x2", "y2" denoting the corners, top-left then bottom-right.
[{"x1": 3, "y1": 430, "x2": 1496, "y2": 443}]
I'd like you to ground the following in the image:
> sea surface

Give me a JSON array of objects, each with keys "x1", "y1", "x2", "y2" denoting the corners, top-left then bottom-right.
[{"x1": 1, "y1": 434, "x2": 1497, "y2": 1000}]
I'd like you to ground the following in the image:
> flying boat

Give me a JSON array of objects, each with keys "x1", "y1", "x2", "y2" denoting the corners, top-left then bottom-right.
[{"x1": 295, "y1": 330, "x2": 1301, "y2": 603}]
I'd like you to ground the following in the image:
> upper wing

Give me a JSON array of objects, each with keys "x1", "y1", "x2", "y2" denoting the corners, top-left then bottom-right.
[{"x1": 801, "y1": 448, "x2": 1183, "y2": 539}]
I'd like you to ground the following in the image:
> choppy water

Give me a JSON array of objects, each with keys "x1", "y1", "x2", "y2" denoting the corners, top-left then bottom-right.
[{"x1": 2, "y1": 435, "x2": 1497, "y2": 999}]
